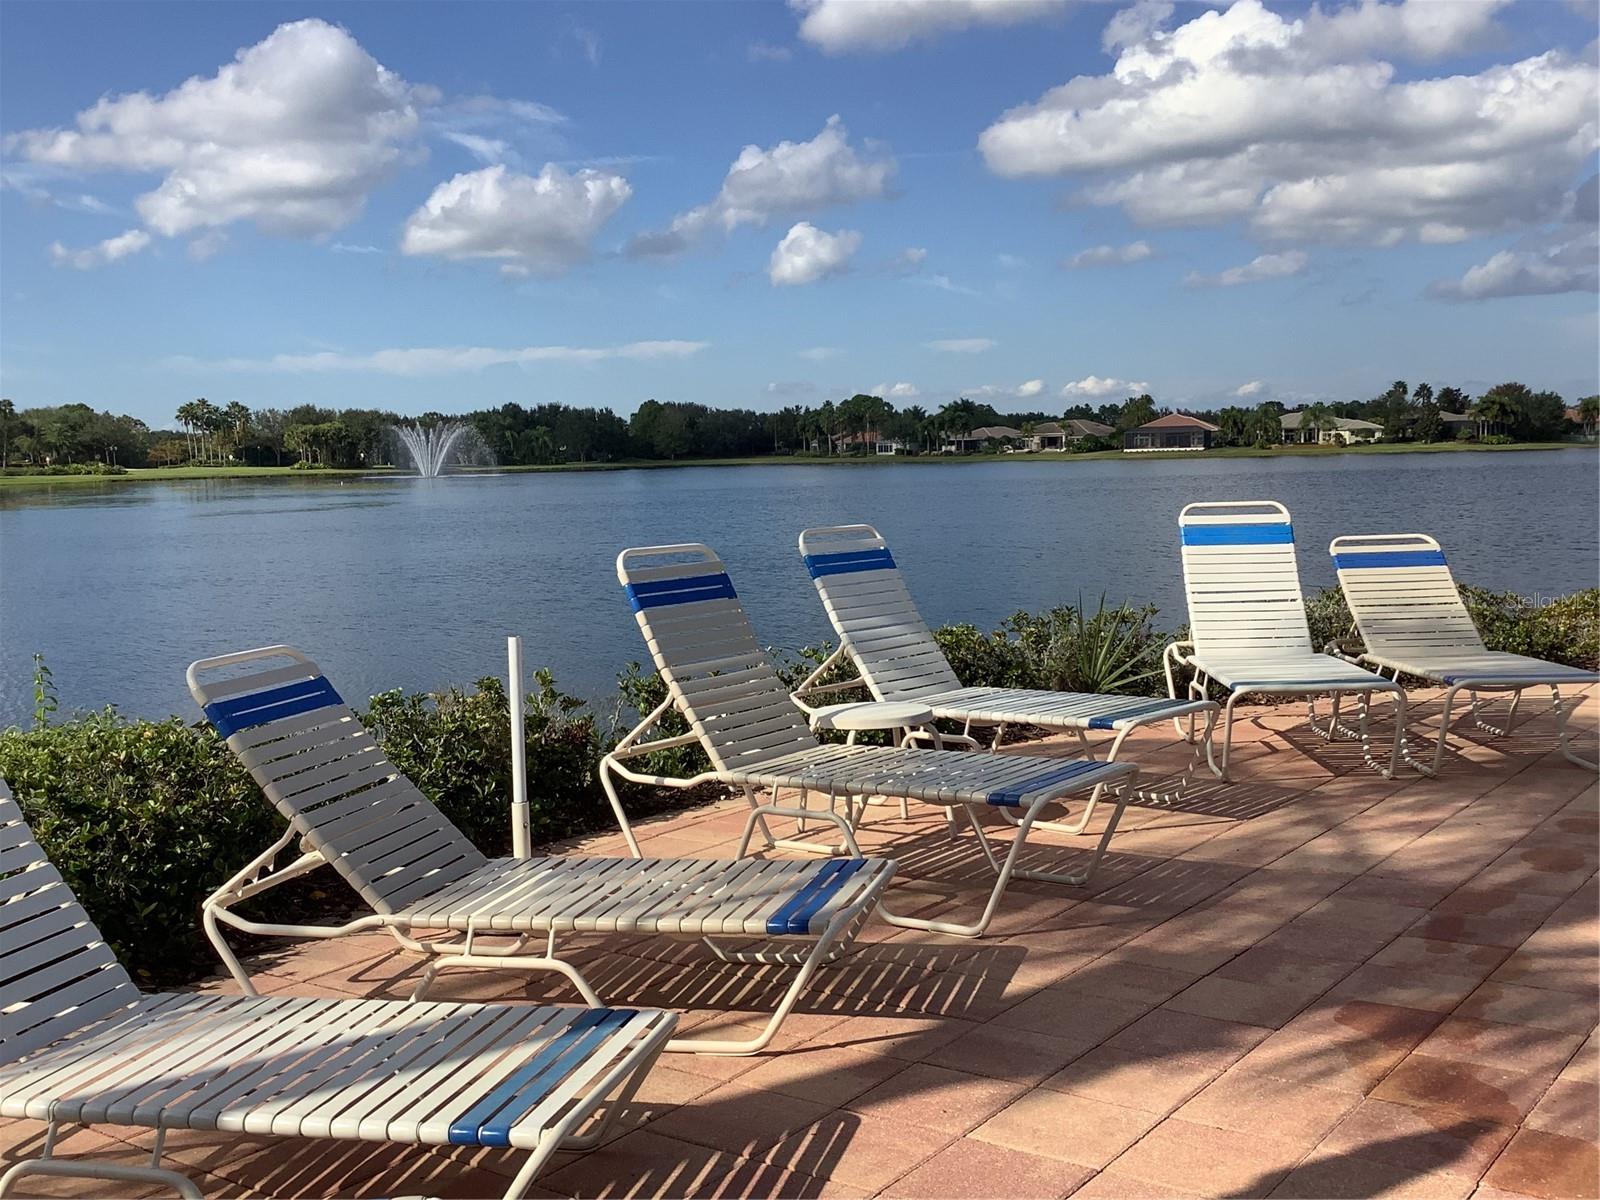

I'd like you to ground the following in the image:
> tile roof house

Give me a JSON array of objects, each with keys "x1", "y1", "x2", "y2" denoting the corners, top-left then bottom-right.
[
  {"x1": 1123, "y1": 413, "x2": 1218, "y2": 452},
  {"x1": 1280, "y1": 411, "x2": 1384, "y2": 445},
  {"x1": 1030, "y1": 419, "x2": 1114, "y2": 450},
  {"x1": 942, "y1": 425, "x2": 1025, "y2": 452}
]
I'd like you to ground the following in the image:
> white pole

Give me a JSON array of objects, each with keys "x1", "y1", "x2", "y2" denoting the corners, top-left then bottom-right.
[{"x1": 507, "y1": 635, "x2": 531, "y2": 858}]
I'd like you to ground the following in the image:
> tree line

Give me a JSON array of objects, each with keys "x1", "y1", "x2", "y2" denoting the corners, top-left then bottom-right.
[{"x1": 1, "y1": 382, "x2": 1593, "y2": 472}]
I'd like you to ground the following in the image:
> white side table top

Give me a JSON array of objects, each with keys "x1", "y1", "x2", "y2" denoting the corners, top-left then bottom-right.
[{"x1": 808, "y1": 700, "x2": 936, "y2": 732}]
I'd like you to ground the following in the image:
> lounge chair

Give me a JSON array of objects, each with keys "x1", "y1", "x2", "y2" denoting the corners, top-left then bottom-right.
[
  {"x1": 0, "y1": 779, "x2": 674, "y2": 1199},
  {"x1": 1164, "y1": 501, "x2": 1407, "y2": 779},
  {"x1": 187, "y1": 647, "x2": 894, "y2": 1056},
  {"x1": 1329, "y1": 533, "x2": 1598, "y2": 774},
  {"x1": 794, "y1": 523, "x2": 1221, "y2": 834},
  {"x1": 600, "y1": 544, "x2": 1138, "y2": 938}
]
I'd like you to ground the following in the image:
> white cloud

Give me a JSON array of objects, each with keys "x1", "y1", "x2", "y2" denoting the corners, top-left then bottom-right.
[
  {"x1": 969, "y1": 379, "x2": 1046, "y2": 399},
  {"x1": 1429, "y1": 230, "x2": 1599, "y2": 301},
  {"x1": 798, "y1": 346, "x2": 843, "y2": 360},
  {"x1": 768, "y1": 221, "x2": 862, "y2": 286},
  {"x1": 12, "y1": 19, "x2": 424, "y2": 239},
  {"x1": 793, "y1": 0, "x2": 1068, "y2": 53},
  {"x1": 996, "y1": 252, "x2": 1026, "y2": 268},
  {"x1": 1302, "y1": 0, "x2": 1511, "y2": 62},
  {"x1": 873, "y1": 381, "x2": 920, "y2": 399},
  {"x1": 1064, "y1": 240, "x2": 1153, "y2": 269},
  {"x1": 748, "y1": 41, "x2": 794, "y2": 62},
  {"x1": 49, "y1": 228, "x2": 150, "y2": 269},
  {"x1": 186, "y1": 230, "x2": 227, "y2": 262},
  {"x1": 401, "y1": 163, "x2": 630, "y2": 275},
  {"x1": 978, "y1": 0, "x2": 1598, "y2": 247},
  {"x1": 627, "y1": 116, "x2": 894, "y2": 257},
  {"x1": 1186, "y1": 250, "x2": 1308, "y2": 288},
  {"x1": 926, "y1": 338, "x2": 997, "y2": 353},
  {"x1": 331, "y1": 242, "x2": 384, "y2": 255},
  {"x1": 442, "y1": 132, "x2": 512, "y2": 165},
  {"x1": 1061, "y1": 374, "x2": 1148, "y2": 397},
  {"x1": 165, "y1": 340, "x2": 708, "y2": 376},
  {"x1": 1235, "y1": 380, "x2": 1267, "y2": 397},
  {"x1": 893, "y1": 246, "x2": 929, "y2": 273},
  {"x1": 920, "y1": 273, "x2": 984, "y2": 298}
]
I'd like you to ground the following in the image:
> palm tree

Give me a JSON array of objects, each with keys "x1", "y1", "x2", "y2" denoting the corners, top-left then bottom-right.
[
  {"x1": 0, "y1": 399, "x2": 14, "y2": 470},
  {"x1": 1580, "y1": 396, "x2": 1599, "y2": 440}
]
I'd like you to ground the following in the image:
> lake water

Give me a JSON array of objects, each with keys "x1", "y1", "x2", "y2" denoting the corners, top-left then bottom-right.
[{"x1": 3, "y1": 449, "x2": 1596, "y2": 725}]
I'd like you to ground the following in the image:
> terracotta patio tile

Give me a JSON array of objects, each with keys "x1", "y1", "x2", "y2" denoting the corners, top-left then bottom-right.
[
  {"x1": 1316, "y1": 1098, "x2": 1516, "y2": 1180},
  {"x1": 1043, "y1": 1045, "x2": 1243, "y2": 1116},
  {"x1": 541, "y1": 1128, "x2": 829, "y2": 1199},
  {"x1": 1177, "y1": 1070, "x2": 1359, "y2": 1145},
  {"x1": 765, "y1": 1110, "x2": 950, "y2": 1192},
  {"x1": 1524, "y1": 1079, "x2": 1600, "y2": 1142},
  {"x1": 1369, "y1": 937, "x2": 1512, "y2": 982},
  {"x1": 1071, "y1": 1168, "x2": 1203, "y2": 1199},
  {"x1": 883, "y1": 1136, "x2": 1094, "y2": 1199},
  {"x1": 1107, "y1": 1007, "x2": 1272, "y2": 1058},
  {"x1": 1458, "y1": 982, "x2": 1600, "y2": 1035},
  {"x1": 923, "y1": 1021, "x2": 1097, "y2": 1085},
  {"x1": 1372, "y1": 1055, "x2": 1560, "y2": 1126},
  {"x1": 1107, "y1": 1117, "x2": 1306, "y2": 1197},
  {"x1": 845, "y1": 1063, "x2": 1031, "y2": 1135},
  {"x1": 1254, "y1": 918, "x2": 1398, "y2": 963},
  {"x1": 998, "y1": 986, "x2": 1152, "y2": 1043},
  {"x1": 734, "y1": 1041, "x2": 910, "y2": 1107},
  {"x1": 1215, "y1": 944, "x2": 1355, "y2": 991},
  {"x1": 1482, "y1": 1128, "x2": 1600, "y2": 1200},
  {"x1": 645, "y1": 1080, "x2": 833, "y2": 1156},
  {"x1": 1270, "y1": 1154, "x2": 1477, "y2": 1199},
  {"x1": 1231, "y1": 999, "x2": 1443, "y2": 1093},
  {"x1": 1051, "y1": 958, "x2": 1203, "y2": 1006},
  {"x1": 1417, "y1": 1016, "x2": 1585, "y2": 1079},
  {"x1": 807, "y1": 1013, "x2": 978, "y2": 1061},
  {"x1": 971, "y1": 1089, "x2": 1160, "y2": 1168},
  {"x1": 1163, "y1": 974, "x2": 1330, "y2": 1029},
  {"x1": 1326, "y1": 962, "x2": 1483, "y2": 1013},
  {"x1": 1557, "y1": 1031, "x2": 1597, "y2": 1083}
]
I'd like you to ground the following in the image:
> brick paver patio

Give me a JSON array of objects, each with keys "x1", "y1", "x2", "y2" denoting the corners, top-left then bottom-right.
[{"x1": 4, "y1": 689, "x2": 1596, "y2": 1199}]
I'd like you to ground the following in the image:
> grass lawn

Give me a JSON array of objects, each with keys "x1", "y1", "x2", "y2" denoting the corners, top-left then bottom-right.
[{"x1": 1, "y1": 439, "x2": 1590, "y2": 488}]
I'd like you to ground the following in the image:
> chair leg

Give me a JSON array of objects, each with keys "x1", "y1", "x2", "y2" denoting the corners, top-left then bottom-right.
[
  {"x1": 1553, "y1": 686, "x2": 1600, "y2": 770},
  {"x1": 410, "y1": 935, "x2": 606, "y2": 1007},
  {"x1": 0, "y1": 1124, "x2": 202, "y2": 1200}
]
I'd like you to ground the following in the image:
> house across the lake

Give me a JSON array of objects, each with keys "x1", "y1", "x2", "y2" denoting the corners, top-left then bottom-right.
[
  {"x1": 1280, "y1": 411, "x2": 1384, "y2": 445},
  {"x1": 942, "y1": 425, "x2": 1024, "y2": 453},
  {"x1": 1124, "y1": 413, "x2": 1218, "y2": 452},
  {"x1": 1029, "y1": 419, "x2": 1113, "y2": 451}
]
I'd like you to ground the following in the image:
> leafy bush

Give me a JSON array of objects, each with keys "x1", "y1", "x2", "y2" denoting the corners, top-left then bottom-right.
[
  {"x1": 1481, "y1": 433, "x2": 1516, "y2": 446},
  {"x1": 0, "y1": 462, "x2": 128, "y2": 477},
  {"x1": 1004, "y1": 600, "x2": 1167, "y2": 696}
]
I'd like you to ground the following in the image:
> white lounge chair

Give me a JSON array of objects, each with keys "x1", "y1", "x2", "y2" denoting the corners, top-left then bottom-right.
[
  {"x1": 1164, "y1": 501, "x2": 1407, "y2": 780},
  {"x1": 601, "y1": 544, "x2": 1139, "y2": 938},
  {"x1": 1329, "y1": 533, "x2": 1598, "y2": 774},
  {"x1": 187, "y1": 647, "x2": 894, "y2": 1056},
  {"x1": 0, "y1": 779, "x2": 674, "y2": 1199},
  {"x1": 794, "y1": 523, "x2": 1221, "y2": 834}
]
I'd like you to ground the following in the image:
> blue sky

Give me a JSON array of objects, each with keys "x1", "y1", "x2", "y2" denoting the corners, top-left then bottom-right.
[{"x1": 2, "y1": 0, "x2": 1596, "y2": 427}]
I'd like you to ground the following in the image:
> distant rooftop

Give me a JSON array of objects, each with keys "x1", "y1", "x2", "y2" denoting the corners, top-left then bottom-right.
[{"x1": 1137, "y1": 413, "x2": 1219, "y2": 431}]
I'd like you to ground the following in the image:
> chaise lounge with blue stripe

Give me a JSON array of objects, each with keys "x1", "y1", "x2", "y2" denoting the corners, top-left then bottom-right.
[
  {"x1": 602, "y1": 544, "x2": 1139, "y2": 939},
  {"x1": 794, "y1": 523, "x2": 1221, "y2": 834},
  {"x1": 187, "y1": 647, "x2": 894, "y2": 1057},
  {"x1": 1165, "y1": 501, "x2": 1407, "y2": 779},
  {"x1": 0, "y1": 779, "x2": 676, "y2": 1200},
  {"x1": 1329, "y1": 533, "x2": 1597, "y2": 774}
]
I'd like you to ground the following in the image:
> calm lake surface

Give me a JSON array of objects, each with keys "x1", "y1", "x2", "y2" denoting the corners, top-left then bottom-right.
[{"x1": 3, "y1": 450, "x2": 1596, "y2": 724}]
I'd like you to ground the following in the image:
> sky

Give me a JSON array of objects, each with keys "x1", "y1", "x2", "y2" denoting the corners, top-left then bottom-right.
[{"x1": 1, "y1": 0, "x2": 1597, "y2": 427}]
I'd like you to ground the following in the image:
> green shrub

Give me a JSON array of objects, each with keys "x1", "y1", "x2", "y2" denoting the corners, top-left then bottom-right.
[
  {"x1": 0, "y1": 462, "x2": 128, "y2": 477},
  {"x1": 1481, "y1": 433, "x2": 1516, "y2": 446},
  {"x1": 1004, "y1": 600, "x2": 1167, "y2": 696}
]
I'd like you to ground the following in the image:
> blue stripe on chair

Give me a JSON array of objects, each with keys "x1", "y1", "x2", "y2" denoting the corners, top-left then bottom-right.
[
  {"x1": 203, "y1": 676, "x2": 345, "y2": 739},
  {"x1": 1181, "y1": 523, "x2": 1294, "y2": 547},
  {"x1": 803, "y1": 548, "x2": 897, "y2": 579},
  {"x1": 1086, "y1": 697, "x2": 1192, "y2": 731},
  {"x1": 986, "y1": 759, "x2": 1104, "y2": 807},
  {"x1": 449, "y1": 1008, "x2": 637, "y2": 1146},
  {"x1": 624, "y1": 572, "x2": 737, "y2": 612},
  {"x1": 765, "y1": 859, "x2": 867, "y2": 935},
  {"x1": 1333, "y1": 550, "x2": 1447, "y2": 570}
]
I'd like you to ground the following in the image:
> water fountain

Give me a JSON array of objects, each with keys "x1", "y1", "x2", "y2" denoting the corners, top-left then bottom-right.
[{"x1": 388, "y1": 420, "x2": 492, "y2": 476}]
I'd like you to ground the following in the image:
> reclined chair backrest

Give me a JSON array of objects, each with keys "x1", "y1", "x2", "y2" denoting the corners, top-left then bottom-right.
[
  {"x1": 1, "y1": 780, "x2": 140, "y2": 1059},
  {"x1": 187, "y1": 648, "x2": 486, "y2": 915},
  {"x1": 618, "y1": 544, "x2": 819, "y2": 774},
  {"x1": 1179, "y1": 501, "x2": 1313, "y2": 658},
  {"x1": 798, "y1": 524, "x2": 962, "y2": 700},
  {"x1": 1330, "y1": 533, "x2": 1485, "y2": 660}
]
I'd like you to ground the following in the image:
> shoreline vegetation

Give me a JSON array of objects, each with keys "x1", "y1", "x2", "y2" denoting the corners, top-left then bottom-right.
[
  {"x1": 4, "y1": 584, "x2": 1595, "y2": 984},
  {"x1": 1, "y1": 437, "x2": 1592, "y2": 488},
  {"x1": 3, "y1": 380, "x2": 1596, "y2": 489}
]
